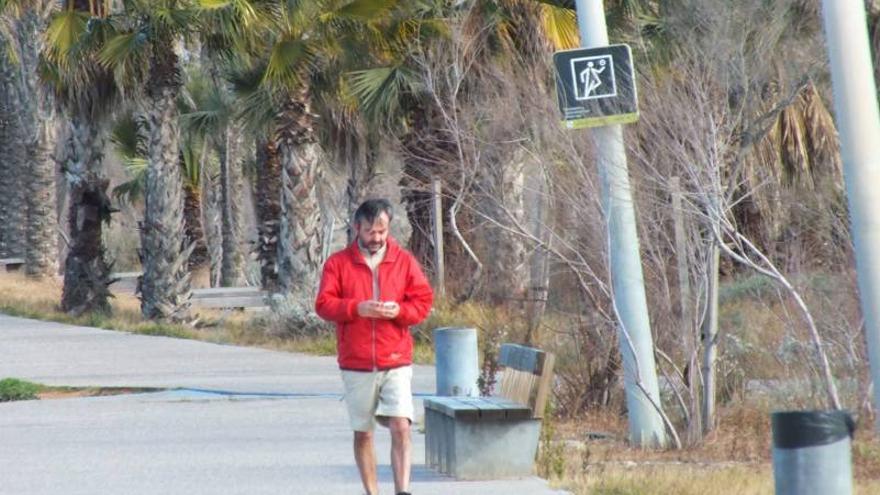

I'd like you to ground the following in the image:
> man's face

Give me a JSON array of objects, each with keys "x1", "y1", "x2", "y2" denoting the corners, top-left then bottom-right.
[{"x1": 357, "y1": 212, "x2": 390, "y2": 254}]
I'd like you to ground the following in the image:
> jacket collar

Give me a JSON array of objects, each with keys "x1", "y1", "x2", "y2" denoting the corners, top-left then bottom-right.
[{"x1": 347, "y1": 236, "x2": 401, "y2": 265}]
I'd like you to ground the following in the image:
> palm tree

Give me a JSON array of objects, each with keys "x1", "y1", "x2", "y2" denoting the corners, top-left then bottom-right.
[
  {"x1": 97, "y1": 0, "x2": 196, "y2": 321},
  {"x1": 0, "y1": 38, "x2": 27, "y2": 260},
  {"x1": 227, "y1": 68, "x2": 281, "y2": 290},
  {"x1": 256, "y1": 3, "x2": 326, "y2": 296},
  {"x1": 181, "y1": 64, "x2": 248, "y2": 287},
  {"x1": 229, "y1": 0, "x2": 372, "y2": 296},
  {"x1": 44, "y1": 0, "x2": 121, "y2": 314},
  {"x1": 179, "y1": 141, "x2": 212, "y2": 286},
  {"x1": 254, "y1": 135, "x2": 282, "y2": 290},
  {"x1": 110, "y1": 110, "x2": 213, "y2": 289},
  {"x1": 0, "y1": 0, "x2": 61, "y2": 277},
  {"x1": 199, "y1": 0, "x2": 300, "y2": 292}
]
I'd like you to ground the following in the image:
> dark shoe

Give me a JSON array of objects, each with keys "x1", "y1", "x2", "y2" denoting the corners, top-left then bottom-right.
[{"x1": 396, "y1": 492, "x2": 412, "y2": 495}]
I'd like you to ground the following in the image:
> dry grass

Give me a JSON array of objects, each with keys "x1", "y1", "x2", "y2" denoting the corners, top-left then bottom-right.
[
  {"x1": 543, "y1": 407, "x2": 880, "y2": 494},
  {"x1": 36, "y1": 386, "x2": 164, "y2": 400}
]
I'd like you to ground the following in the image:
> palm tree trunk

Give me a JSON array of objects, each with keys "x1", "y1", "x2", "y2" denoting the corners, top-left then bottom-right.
[
  {"x1": 61, "y1": 114, "x2": 113, "y2": 315},
  {"x1": 183, "y1": 182, "x2": 210, "y2": 289},
  {"x1": 201, "y1": 162, "x2": 223, "y2": 287},
  {"x1": 219, "y1": 124, "x2": 247, "y2": 286},
  {"x1": 256, "y1": 137, "x2": 282, "y2": 291},
  {"x1": 139, "y1": 45, "x2": 191, "y2": 321},
  {"x1": 19, "y1": 10, "x2": 59, "y2": 278},
  {"x1": 276, "y1": 92, "x2": 323, "y2": 296},
  {"x1": 0, "y1": 45, "x2": 27, "y2": 259}
]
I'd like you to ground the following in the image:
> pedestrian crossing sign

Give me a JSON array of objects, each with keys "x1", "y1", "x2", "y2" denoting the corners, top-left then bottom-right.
[{"x1": 553, "y1": 44, "x2": 639, "y2": 129}]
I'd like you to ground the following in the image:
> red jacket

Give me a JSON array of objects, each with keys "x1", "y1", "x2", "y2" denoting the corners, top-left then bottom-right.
[{"x1": 315, "y1": 237, "x2": 434, "y2": 371}]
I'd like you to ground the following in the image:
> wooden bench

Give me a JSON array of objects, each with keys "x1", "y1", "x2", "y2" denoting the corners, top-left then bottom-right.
[
  {"x1": 423, "y1": 343, "x2": 556, "y2": 480},
  {"x1": 191, "y1": 287, "x2": 268, "y2": 311},
  {"x1": 0, "y1": 257, "x2": 25, "y2": 272},
  {"x1": 110, "y1": 272, "x2": 268, "y2": 311}
]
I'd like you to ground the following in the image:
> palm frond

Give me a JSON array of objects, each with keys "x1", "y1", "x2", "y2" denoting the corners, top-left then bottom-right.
[
  {"x1": 110, "y1": 112, "x2": 148, "y2": 160},
  {"x1": 112, "y1": 159, "x2": 147, "y2": 205},
  {"x1": 110, "y1": 110, "x2": 150, "y2": 204},
  {"x1": 235, "y1": 83, "x2": 277, "y2": 133},
  {"x1": 199, "y1": 0, "x2": 260, "y2": 27},
  {"x1": 263, "y1": 35, "x2": 312, "y2": 88},
  {"x1": 179, "y1": 142, "x2": 203, "y2": 189},
  {"x1": 97, "y1": 31, "x2": 147, "y2": 69},
  {"x1": 331, "y1": 0, "x2": 398, "y2": 21},
  {"x1": 539, "y1": 3, "x2": 579, "y2": 50},
  {"x1": 802, "y1": 83, "x2": 841, "y2": 184},
  {"x1": 198, "y1": 0, "x2": 272, "y2": 62},
  {"x1": 44, "y1": 9, "x2": 89, "y2": 66},
  {"x1": 180, "y1": 70, "x2": 230, "y2": 137},
  {"x1": 151, "y1": 4, "x2": 198, "y2": 35},
  {"x1": 0, "y1": 0, "x2": 24, "y2": 17},
  {"x1": 348, "y1": 64, "x2": 416, "y2": 123}
]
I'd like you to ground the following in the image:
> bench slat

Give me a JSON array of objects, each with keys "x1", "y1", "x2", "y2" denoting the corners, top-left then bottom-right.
[
  {"x1": 191, "y1": 296, "x2": 267, "y2": 308},
  {"x1": 484, "y1": 397, "x2": 533, "y2": 420},
  {"x1": 496, "y1": 344, "x2": 555, "y2": 419},
  {"x1": 424, "y1": 397, "x2": 479, "y2": 420},
  {"x1": 498, "y1": 343, "x2": 546, "y2": 375},
  {"x1": 192, "y1": 287, "x2": 264, "y2": 298},
  {"x1": 455, "y1": 397, "x2": 506, "y2": 421},
  {"x1": 425, "y1": 396, "x2": 531, "y2": 420}
]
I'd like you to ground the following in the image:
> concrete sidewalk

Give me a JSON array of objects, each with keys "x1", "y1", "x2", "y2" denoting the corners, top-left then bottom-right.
[{"x1": 0, "y1": 315, "x2": 568, "y2": 495}]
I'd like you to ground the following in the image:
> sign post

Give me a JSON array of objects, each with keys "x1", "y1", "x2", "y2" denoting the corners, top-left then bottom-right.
[{"x1": 565, "y1": 0, "x2": 668, "y2": 448}]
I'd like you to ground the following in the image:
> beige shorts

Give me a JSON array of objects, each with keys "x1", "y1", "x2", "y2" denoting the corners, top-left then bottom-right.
[{"x1": 340, "y1": 366, "x2": 414, "y2": 432}]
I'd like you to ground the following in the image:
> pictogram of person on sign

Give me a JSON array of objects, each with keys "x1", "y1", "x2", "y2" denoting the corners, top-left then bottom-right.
[{"x1": 579, "y1": 59, "x2": 606, "y2": 98}]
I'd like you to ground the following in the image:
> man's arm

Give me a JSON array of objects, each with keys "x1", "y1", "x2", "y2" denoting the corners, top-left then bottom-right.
[
  {"x1": 393, "y1": 255, "x2": 434, "y2": 327},
  {"x1": 315, "y1": 257, "x2": 359, "y2": 323}
]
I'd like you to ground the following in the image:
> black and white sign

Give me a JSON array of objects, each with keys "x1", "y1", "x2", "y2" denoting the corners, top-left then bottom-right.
[{"x1": 553, "y1": 44, "x2": 638, "y2": 129}]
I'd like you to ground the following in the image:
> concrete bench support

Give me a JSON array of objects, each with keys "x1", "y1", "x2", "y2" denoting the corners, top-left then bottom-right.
[{"x1": 424, "y1": 396, "x2": 538, "y2": 480}]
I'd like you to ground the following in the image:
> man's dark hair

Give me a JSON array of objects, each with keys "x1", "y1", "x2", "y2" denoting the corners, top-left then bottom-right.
[{"x1": 354, "y1": 198, "x2": 394, "y2": 226}]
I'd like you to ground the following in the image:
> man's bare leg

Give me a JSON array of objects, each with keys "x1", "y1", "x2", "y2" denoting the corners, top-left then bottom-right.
[
  {"x1": 388, "y1": 417, "x2": 412, "y2": 494},
  {"x1": 354, "y1": 431, "x2": 379, "y2": 495}
]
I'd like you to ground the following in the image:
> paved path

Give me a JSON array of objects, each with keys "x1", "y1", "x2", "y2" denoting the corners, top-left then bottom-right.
[{"x1": 0, "y1": 314, "x2": 568, "y2": 495}]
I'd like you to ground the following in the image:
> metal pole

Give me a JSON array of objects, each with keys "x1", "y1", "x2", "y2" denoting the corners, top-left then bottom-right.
[
  {"x1": 433, "y1": 327, "x2": 479, "y2": 397},
  {"x1": 574, "y1": 0, "x2": 667, "y2": 447},
  {"x1": 820, "y1": 0, "x2": 880, "y2": 428}
]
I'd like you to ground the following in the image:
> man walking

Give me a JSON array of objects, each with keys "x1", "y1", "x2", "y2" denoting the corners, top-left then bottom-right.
[{"x1": 315, "y1": 199, "x2": 434, "y2": 495}]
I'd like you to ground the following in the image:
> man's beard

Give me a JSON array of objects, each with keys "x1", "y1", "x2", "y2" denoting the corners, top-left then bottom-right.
[{"x1": 366, "y1": 241, "x2": 384, "y2": 253}]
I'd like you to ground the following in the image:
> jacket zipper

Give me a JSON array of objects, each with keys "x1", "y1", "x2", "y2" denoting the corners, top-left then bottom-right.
[
  {"x1": 370, "y1": 262, "x2": 387, "y2": 371},
  {"x1": 372, "y1": 263, "x2": 380, "y2": 371}
]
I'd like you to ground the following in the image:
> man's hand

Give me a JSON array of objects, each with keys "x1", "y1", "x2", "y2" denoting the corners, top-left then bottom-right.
[{"x1": 357, "y1": 300, "x2": 400, "y2": 319}]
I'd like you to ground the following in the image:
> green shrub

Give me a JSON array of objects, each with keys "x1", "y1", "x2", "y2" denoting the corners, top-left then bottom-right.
[
  {"x1": 719, "y1": 274, "x2": 777, "y2": 304},
  {"x1": 0, "y1": 378, "x2": 40, "y2": 402}
]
